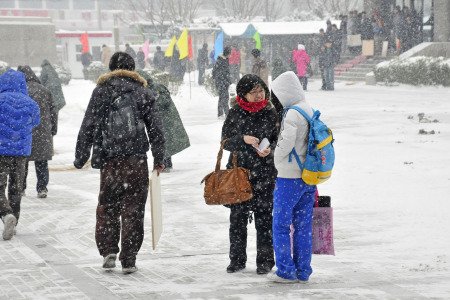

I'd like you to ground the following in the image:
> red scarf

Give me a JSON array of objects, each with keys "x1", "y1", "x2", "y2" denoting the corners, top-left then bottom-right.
[{"x1": 236, "y1": 96, "x2": 268, "y2": 113}]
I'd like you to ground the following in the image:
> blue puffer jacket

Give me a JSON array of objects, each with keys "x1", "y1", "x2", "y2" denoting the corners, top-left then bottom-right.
[{"x1": 0, "y1": 70, "x2": 40, "y2": 156}]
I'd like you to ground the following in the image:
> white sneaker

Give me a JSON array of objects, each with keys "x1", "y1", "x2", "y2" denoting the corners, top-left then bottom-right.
[
  {"x1": 267, "y1": 271, "x2": 298, "y2": 284},
  {"x1": 102, "y1": 254, "x2": 117, "y2": 269},
  {"x1": 2, "y1": 214, "x2": 17, "y2": 241}
]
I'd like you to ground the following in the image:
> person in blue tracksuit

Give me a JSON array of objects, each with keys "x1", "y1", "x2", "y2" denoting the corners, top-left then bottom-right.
[{"x1": 268, "y1": 71, "x2": 316, "y2": 283}]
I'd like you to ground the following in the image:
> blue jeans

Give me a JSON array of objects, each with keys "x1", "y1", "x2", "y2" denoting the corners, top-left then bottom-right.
[{"x1": 273, "y1": 178, "x2": 316, "y2": 280}]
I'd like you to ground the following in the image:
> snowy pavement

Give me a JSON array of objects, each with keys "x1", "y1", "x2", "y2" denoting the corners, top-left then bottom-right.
[{"x1": 1, "y1": 77, "x2": 449, "y2": 299}]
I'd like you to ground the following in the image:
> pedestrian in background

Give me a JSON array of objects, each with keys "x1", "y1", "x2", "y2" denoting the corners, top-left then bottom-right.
[
  {"x1": 74, "y1": 52, "x2": 165, "y2": 274},
  {"x1": 251, "y1": 49, "x2": 269, "y2": 86},
  {"x1": 0, "y1": 69, "x2": 40, "y2": 240},
  {"x1": 101, "y1": 45, "x2": 112, "y2": 67},
  {"x1": 40, "y1": 59, "x2": 65, "y2": 135},
  {"x1": 197, "y1": 43, "x2": 209, "y2": 85},
  {"x1": 212, "y1": 46, "x2": 232, "y2": 118},
  {"x1": 17, "y1": 66, "x2": 56, "y2": 199},
  {"x1": 153, "y1": 46, "x2": 166, "y2": 71},
  {"x1": 292, "y1": 44, "x2": 311, "y2": 91}
]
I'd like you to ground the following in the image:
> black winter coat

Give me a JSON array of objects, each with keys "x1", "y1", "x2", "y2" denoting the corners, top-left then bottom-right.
[
  {"x1": 221, "y1": 104, "x2": 279, "y2": 188},
  {"x1": 18, "y1": 66, "x2": 56, "y2": 161},
  {"x1": 74, "y1": 70, "x2": 165, "y2": 169},
  {"x1": 212, "y1": 56, "x2": 231, "y2": 90}
]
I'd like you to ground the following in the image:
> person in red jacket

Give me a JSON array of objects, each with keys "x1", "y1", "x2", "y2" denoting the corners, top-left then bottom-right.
[{"x1": 292, "y1": 44, "x2": 311, "y2": 91}]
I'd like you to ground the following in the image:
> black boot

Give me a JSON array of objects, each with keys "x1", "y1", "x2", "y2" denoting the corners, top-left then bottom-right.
[
  {"x1": 226, "y1": 261, "x2": 246, "y2": 273},
  {"x1": 256, "y1": 261, "x2": 274, "y2": 275}
]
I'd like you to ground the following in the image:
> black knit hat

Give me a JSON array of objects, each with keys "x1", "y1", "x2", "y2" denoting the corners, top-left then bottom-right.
[
  {"x1": 109, "y1": 51, "x2": 135, "y2": 71},
  {"x1": 236, "y1": 74, "x2": 268, "y2": 99}
]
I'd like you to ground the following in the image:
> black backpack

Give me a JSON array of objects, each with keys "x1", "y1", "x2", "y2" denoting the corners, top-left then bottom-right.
[{"x1": 102, "y1": 90, "x2": 145, "y2": 157}]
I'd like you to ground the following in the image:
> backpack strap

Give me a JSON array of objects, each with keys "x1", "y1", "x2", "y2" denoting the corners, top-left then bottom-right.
[
  {"x1": 285, "y1": 106, "x2": 313, "y2": 123},
  {"x1": 288, "y1": 148, "x2": 304, "y2": 170},
  {"x1": 284, "y1": 105, "x2": 314, "y2": 171}
]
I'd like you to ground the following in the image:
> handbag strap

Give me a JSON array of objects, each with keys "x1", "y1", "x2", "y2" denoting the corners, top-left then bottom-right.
[{"x1": 215, "y1": 139, "x2": 238, "y2": 171}]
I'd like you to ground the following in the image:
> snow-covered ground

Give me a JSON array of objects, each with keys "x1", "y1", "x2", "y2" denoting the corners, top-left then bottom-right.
[{"x1": 2, "y1": 75, "x2": 449, "y2": 299}]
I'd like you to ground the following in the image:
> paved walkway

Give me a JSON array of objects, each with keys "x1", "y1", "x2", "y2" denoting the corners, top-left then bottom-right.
[{"x1": 0, "y1": 167, "x2": 434, "y2": 300}]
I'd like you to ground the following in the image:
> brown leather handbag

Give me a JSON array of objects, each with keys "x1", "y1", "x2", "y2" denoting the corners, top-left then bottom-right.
[{"x1": 201, "y1": 140, "x2": 253, "y2": 205}]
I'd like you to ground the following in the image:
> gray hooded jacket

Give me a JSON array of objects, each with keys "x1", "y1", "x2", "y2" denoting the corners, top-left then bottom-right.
[{"x1": 271, "y1": 71, "x2": 313, "y2": 178}]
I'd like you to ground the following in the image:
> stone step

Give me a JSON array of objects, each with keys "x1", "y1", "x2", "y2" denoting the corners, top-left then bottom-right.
[{"x1": 335, "y1": 76, "x2": 366, "y2": 81}]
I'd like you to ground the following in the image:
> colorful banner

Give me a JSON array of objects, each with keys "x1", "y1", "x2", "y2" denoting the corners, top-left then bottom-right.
[
  {"x1": 214, "y1": 31, "x2": 224, "y2": 60},
  {"x1": 253, "y1": 31, "x2": 261, "y2": 50},
  {"x1": 165, "y1": 36, "x2": 177, "y2": 57},
  {"x1": 176, "y1": 29, "x2": 189, "y2": 60},
  {"x1": 143, "y1": 40, "x2": 150, "y2": 61},
  {"x1": 188, "y1": 35, "x2": 193, "y2": 60},
  {"x1": 80, "y1": 32, "x2": 90, "y2": 53}
]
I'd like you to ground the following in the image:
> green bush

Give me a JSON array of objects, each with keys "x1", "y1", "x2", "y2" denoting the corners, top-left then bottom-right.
[
  {"x1": 374, "y1": 56, "x2": 450, "y2": 87},
  {"x1": 86, "y1": 61, "x2": 108, "y2": 82},
  {"x1": 204, "y1": 68, "x2": 218, "y2": 97},
  {"x1": 53, "y1": 64, "x2": 72, "y2": 85}
]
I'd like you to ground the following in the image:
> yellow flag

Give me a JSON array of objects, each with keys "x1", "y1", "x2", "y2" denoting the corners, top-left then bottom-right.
[
  {"x1": 176, "y1": 29, "x2": 189, "y2": 60},
  {"x1": 165, "y1": 36, "x2": 177, "y2": 57}
]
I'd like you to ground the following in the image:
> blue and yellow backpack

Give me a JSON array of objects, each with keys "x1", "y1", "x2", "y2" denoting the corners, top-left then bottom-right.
[{"x1": 285, "y1": 106, "x2": 335, "y2": 185}]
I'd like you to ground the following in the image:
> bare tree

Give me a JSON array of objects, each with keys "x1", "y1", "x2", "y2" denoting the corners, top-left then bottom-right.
[
  {"x1": 117, "y1": 0, "x2": 205, "y2": 39},
  {"x1": 166, "y1": 0, "x2": 205, "y2": 23},
  {"x1": 300, "y1": 0, "x2": 360, "y2": 18},
  {"x1": 213, "y1": 0, "x2": 264, "y2": 21},
  {"x1": 265, "y1": 0, "x2": 285, "y2": 21}
]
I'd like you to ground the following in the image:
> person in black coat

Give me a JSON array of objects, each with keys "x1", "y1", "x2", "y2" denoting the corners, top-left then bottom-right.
[
  {"x1": 221, "y1": 74, "x2": 279, "y2": 275},
  {"x1": 74, "y1": 52, "x2": 165, "y2": 274},
  {"x1": 153, "y1": 46, "x2": 166, "y2": 71},
  {"x1": 197, "y1": 43, "x2": 209, "y2": 85},
  {"x1": 136, "y1": 47, "x2": 146, "y2": 69},
  {"x1": 17, "y1": 66, "x2": 56, "y2": 199},
  {"x1": 212, "y1": 46, "x2": 232, "y2": 118}
]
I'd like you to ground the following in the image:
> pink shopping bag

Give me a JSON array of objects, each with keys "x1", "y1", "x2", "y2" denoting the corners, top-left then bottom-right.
[{"x1": 312, "y1": 206, "x2": 335, "y2": 255}]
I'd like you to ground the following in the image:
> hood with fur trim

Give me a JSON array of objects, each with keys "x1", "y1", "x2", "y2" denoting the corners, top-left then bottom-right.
[{"x1": 97, "y1": 69, "x2": 147, "y2": 87}]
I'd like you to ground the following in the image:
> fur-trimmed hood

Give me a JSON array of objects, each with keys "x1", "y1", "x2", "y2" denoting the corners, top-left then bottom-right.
[{"x1": 97, "y1": 69, "x2": 148, "y2": 87}]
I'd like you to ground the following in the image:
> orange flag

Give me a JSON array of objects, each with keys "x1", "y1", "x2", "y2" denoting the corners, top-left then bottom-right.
[{"x1": 80, "y1": 32, "x2": 90, "y2": 53}]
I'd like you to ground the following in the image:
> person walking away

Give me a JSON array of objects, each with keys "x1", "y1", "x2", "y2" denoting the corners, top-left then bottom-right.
[
  {"x1": 268, "y1": 70, "x2": 316, "y2": 283},
  {"x1": 80, "y1": 52, "x2": 93, "y2": 79},
  {"x1": 136, "y1": 47, "x2": 146, "y2": 70},
  {"x1": 271, "y1": 57, "x2": 288, "y2": 81},
  {"x1": 136, "y1": 70, "x2": 190, "y2": 172},
  {"x1": 251, "y1": 49, "x2": 269, "y2": 86},
  {"x1": 153, "y1": 46, "x2": 166, "y2": 71},
  {"x1": 292, "y1": 44, "x2": 311, "y2": 91},
  {"x1": 222, "y1": 74, "x2": 279, "y2": 275},
  {"x1": 197, "y1": 43, "x2": 209, "y2": 85},
  {"x1": 40, "y1": 59, "x2": 66, "y2": 135},
  {"x1": 125, "y1": 43, "x2": 137, "y2": 62},
  {"x1": 101, "y1": 45, "x2": 112, "y2": 67},
  {"x1": 73, "y1": 52, "x2": 165, "y2": 274},
  {"x1": 17, "y1": 66, "x2": 55, "y2": 199},
  {"x1": 0, "y1": 69, "x2": 40, "y2": 240},
  {"x1": 212, "y1": 46, "x2": 232, "y2": 118},
  {"x1": 229, "y1": 46, "x2": 241, "y2": 83},
  {"x1": 340, "y1": 15, "x2": 348, "y2": 54},
  {"x1": 322, "y1": 40, "x2": 335, "y2": 91}
]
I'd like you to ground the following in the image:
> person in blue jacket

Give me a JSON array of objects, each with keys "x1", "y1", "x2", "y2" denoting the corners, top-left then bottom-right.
[{"x1": 0, "y1": 69, "x2": 40, "y2": 240}]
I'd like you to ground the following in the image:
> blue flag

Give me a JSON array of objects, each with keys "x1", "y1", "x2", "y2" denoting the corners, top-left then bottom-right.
[{"x1": 214, "y1": 31, "x2": 224, "y2": 60}]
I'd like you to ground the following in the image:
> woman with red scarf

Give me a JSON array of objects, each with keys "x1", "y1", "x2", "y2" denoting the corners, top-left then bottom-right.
[{"x1": 221, "y1": 74, "x2": 280, "y2": 275}]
